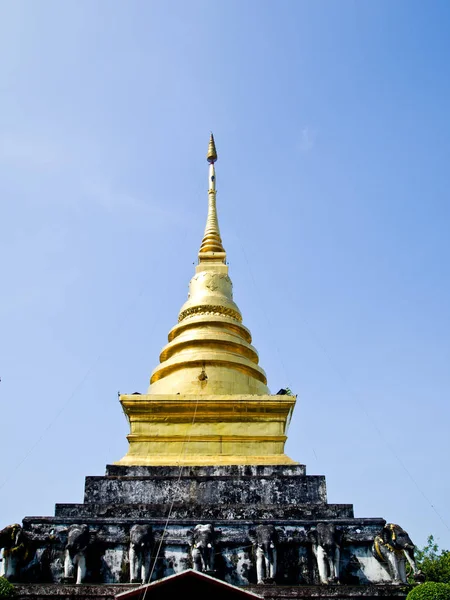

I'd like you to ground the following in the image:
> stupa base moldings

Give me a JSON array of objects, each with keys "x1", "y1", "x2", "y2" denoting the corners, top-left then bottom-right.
[{"x1": 117, "y1": 394, "x2": 296, "y2": 466}]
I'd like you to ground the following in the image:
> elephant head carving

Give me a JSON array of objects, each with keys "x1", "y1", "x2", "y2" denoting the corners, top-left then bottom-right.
[
  {"x1": 187, "y1": 524, "x2": 215, "y2": 573},
  {"x1": 129, "y1": 524, "x2": 153, "y2": 583},
  {"x1": 0, "y1": 524, "x2": 31, "y2": 581},
  {"x1": 249, "y1": 524, "x2": 278, "y2": 584},
  {"x1": 308, "y1": 522, "x2": 342, "y2": 584},
  {"x1": 64, "y1": 524, "x2": 89, "y2": 584},
  {"x1": 373, "y1": 523, "x2": 421, "y2": 584}
]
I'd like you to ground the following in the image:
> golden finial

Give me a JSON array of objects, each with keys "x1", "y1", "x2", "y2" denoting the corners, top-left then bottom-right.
[
  {"x1": 199, "y1": 134, "x2": 225, "y2": 256},
  {"x1": 207, "y1": 133, "x2": 218, "y2": 163}
]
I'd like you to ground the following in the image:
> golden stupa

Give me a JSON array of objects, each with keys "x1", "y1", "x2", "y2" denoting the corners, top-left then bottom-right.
[{"x1": 117, "y1": 135, "x2": 296, "y2": 466}]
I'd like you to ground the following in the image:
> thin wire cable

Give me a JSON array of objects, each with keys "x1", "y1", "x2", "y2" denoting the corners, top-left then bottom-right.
[
  {"x1": 236, "y1": 238, "x2": 291, "y2": 386},
  {"x1": 300, "y1": 314, "x2": 450, "y2": 534},
  {"x1": 0, "y1": 356, "x2": 100, "y2": 493},
  {"x1": 0, "y1": 227, "x2": 192, "y2": 493},
  {"x1": 233, "y1": 228, "x2": 449, "y2": 534},
  {"x1": 0, "y1": 283, "x2": 153, "y2": 493},
  {"x1": 139, "y1": 396, "x2": 201, "y2": 597}
]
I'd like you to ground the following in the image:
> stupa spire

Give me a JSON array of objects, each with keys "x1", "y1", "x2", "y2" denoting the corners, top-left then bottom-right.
[
  {"x1": 146, "y1": 134, "x2": 270, "y2": 397},
  {"x1": 198, "y1": 133, "x2": 226, "y2": 258},
  {"x1": 116, "y1": 134, "x2": 297, "y2": 466}
]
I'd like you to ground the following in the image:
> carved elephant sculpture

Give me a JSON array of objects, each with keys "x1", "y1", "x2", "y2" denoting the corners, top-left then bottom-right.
[
  {"x1": 308, "y1": 522, "x2": 341, "y2": 584},
  {"x1": 0, "y1": 524, "x2": 30, "y2": 581},
  {"x1": 129, "y1": 524, "x2": 153, "y2": 583},
  {"x1": 373, "y1": 523, "x2": 420, "y2": 584},
  {"x1": 250, "y1": 524, "x2": 278, "y2": 584},
  {"x1": 64, "y1": 525, "x2": 89, "y2": 584},
  {"x1": 188, "y1": 524, "x2": 215, "y2": 573}
]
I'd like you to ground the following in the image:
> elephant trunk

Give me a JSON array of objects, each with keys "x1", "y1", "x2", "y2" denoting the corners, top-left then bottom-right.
[
  {"x1": 14, "y1": 530, "x2": 22, "y2": 547},
  {"x1": 403, "y1": 548, "x2": 417, "y2": 573},
  {"x1": 260, "y1": 541, "x2": 275, "y2": 558}
]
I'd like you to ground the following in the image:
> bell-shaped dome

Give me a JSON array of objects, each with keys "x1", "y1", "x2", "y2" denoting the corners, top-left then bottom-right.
[{"x1": 148, "y1": 135, "x2": 269, "y2": 395}]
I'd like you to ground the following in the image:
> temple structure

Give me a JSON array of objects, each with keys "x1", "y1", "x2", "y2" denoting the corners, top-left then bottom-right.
[{"x1": 1, "y1": 136, "x2": 421, "y2": 600}]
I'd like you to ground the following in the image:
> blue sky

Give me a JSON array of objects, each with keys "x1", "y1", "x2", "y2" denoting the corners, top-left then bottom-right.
[{"x1": 1, "y1": 0, "x2": 450, "y2": 551}]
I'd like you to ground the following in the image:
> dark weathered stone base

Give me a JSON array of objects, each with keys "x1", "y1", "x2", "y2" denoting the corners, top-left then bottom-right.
[
  {"x1": 83, "y1": 465, "x2": 330, "y2": 510},
  {"x1": 13, "y1": 583, "x2": 411, "y2": 600},
  {"x1": 13, "y1": 584, "x2": 136, "y2": 600}
]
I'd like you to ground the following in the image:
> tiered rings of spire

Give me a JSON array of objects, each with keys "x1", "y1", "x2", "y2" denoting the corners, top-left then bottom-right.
[{"x1": 148, "y1": 134, "x2": 269, "y2": 395}]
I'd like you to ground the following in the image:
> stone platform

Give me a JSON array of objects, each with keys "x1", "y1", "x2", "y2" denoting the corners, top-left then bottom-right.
[
  {"x1": 15, "y1": 464, "x2": 396, "y2": 588},
  {"x1": 13, "y1": 583, "x2": 412, "y2": 600},
  {"x1": 54, "y1": 464, "x2": 353, "y2": 520}
]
